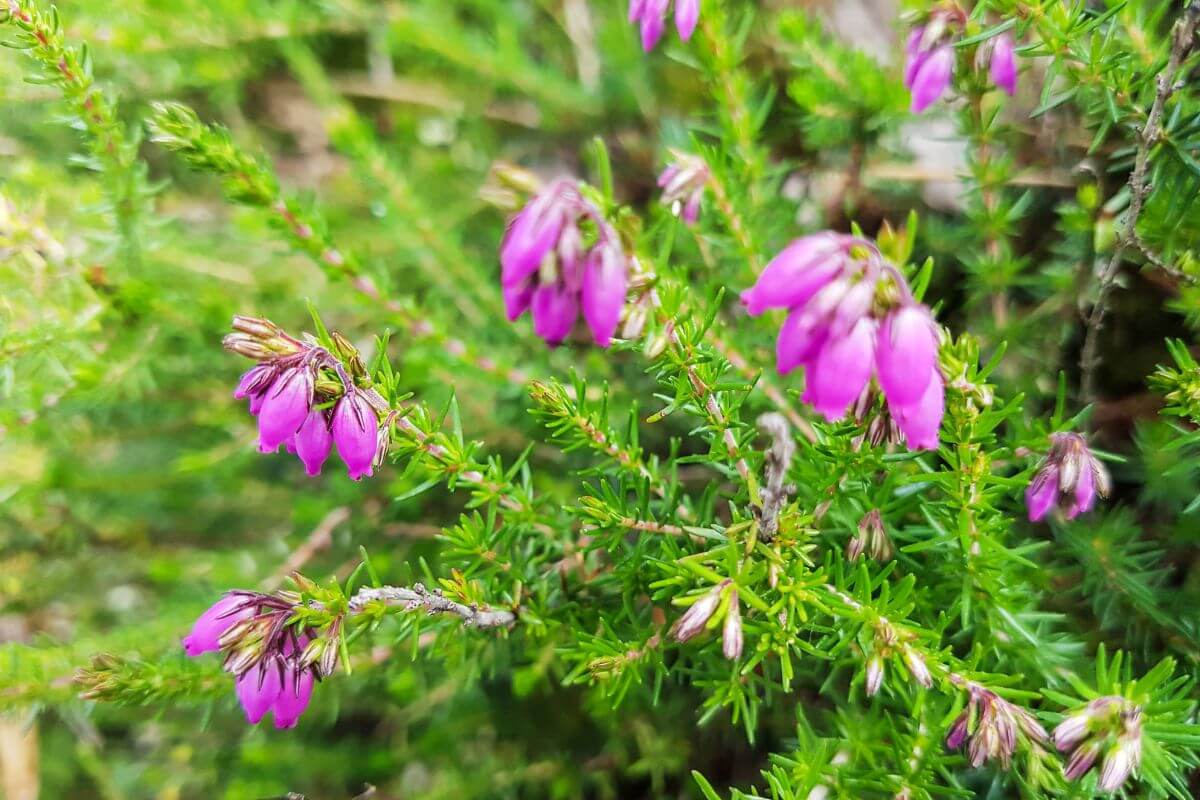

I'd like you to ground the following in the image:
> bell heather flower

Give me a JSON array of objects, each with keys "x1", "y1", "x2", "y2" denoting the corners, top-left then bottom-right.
[
  {"x1": 224, "y1": 316, "x2": 390, "y2": 481},
  {"x1": 257, "y1": 367, "x2": 314, "y2": 453},
  {"x1": 672, "y1": 580, "x2": 729, "y2": 643},
  {"x1": 905, "y1": 30, "x2": 954, "y2": 114},
  {"x1": 905, "y1": 16, "x2": 1019, "y2": 112},
  {"x1": 986, "y1": 33, "x2": 1018, "y2": 95},
  {"x1": 293, "y1": 408, "x2": 333, "y2": 477},
  {"x1": 657, "y1": 152, "x2": 709, "y2": 225},
  {"x1": 741, "y1": 233, "x2": 944, "y2": 449},
  {"x1": 1053, "y1": 697, "x2": 1143, "y2": 792},
  {"x1": 332, "y1": 388, "x2": 380, "y2": 481},
  {"x1": 865, "y1": 654, "x2": 884, "y2": 697},
  {"x1": 629, "y1": 0, "x2": 697, "y2": 51},
  {"x1": 1025, "y1": 432, "x2": 1110, "y2": 522},
  {"x1": 945, "y1": 681, "x2": 1048, "y2": 769},
  {"x1": 183, "y1": 591, "x2": 324, "y2": 729},
  {"x1": 500, "y1": 179, "x2": 629, "y2": 347}
]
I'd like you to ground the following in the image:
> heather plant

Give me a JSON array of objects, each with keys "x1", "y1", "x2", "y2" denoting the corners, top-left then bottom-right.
[{"x1": 3, "y1": 0, "x2": 1200, "y2": 798}]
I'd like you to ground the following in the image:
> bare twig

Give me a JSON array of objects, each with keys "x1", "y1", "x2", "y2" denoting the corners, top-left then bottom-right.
[
  {"x1": 754, "y1": 413, "x2": 796, "y2": 542},
  {"x1": 1081, "y1": 3, "x2": 1200, "y2": 406},
  {"x1": 348, "y1": 583, "x2": 516, "y2": 628}
]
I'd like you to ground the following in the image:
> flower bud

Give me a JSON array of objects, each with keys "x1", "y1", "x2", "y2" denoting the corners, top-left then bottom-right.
[
  {"x1": 673, "y1": 581, "x2": 728, "y2": 643},
  {"x1": 722, "y1": 591, "x2": 743, "y2": 660}
]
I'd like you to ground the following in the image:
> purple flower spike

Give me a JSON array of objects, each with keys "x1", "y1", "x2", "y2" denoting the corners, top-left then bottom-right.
[
  {"x1": 989, "y1": 33, "x2": 1017, "y2": 96},
  {"x1": 332, "y1": 389, "x2": 379, "y2": 481},
  {"x1": 802, "y1": 317, "x2": 876, "y2": 422},
  {"x1": 581, "y1": 244, "x2": 628, "y2": 347},
  {"x1": 876, "y1": 306, "x2": 938, "y2": 407},
  {"x1": 294, "y1": 408, "x2": 333, "y2": 477},
  {"x1": 910, "y1": 45, "x2": 954, "y2": 113},
  {"x1": 675, "y1": 0, "x2": 699, "y2": 41},
  {"x1": 183, "y1": 594, "x2": 253, "y2": 657},
  {"x1": 740, "y1": 233, "x2": 845, "y2": 317},
  {"x1": 532, "y1": 282, "x2": 580, "y2": 346},
  {"x1": 257, "y1": 367, "x2": 313, "y2": 453}
]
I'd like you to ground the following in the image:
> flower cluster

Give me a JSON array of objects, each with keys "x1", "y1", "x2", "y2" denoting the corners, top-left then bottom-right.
[
  {"x1": 1054, "y1": 697, "x2": 1143, "y2": 792},
  {"x1": 945, "y1": 681, "x2": 1048, "y2": 768},
  {"x1": 657, "y1": 151, "x2": 709, "y2": 226},
  {"x1": 225, "y1": 316, "x2": 385, "y2": 480},
  {"x1": 628, "y1": 0, "x2": 699, "y2": 52},
  {"x1": 740, "y1": 233, "x2": 944, "y2": 450},
  {"x1": 500, "y1": 178, "x2": 630, "y2": 347},
  {"x1": 905, "y1": 14, "x2": 1017, "y2": 113},
  {"x1": 1025, "y1": 432, "x2": 1110, "y2": 522},
  {"x1": 183, "y1": 591, "x2": 327, "y2": 729}
]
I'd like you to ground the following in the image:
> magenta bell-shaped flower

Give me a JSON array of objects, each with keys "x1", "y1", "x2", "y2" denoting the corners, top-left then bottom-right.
[
  {"x1": 629, "y1": 0, "x2": 696, "y2": 51},
  {"x1": 740, "y1": 233, "x2": 847, "y2": 317},
  {"x1": 235, "y1": 655, "x2": 314, "y2": 729},
  {"x1": 876, "y1": 306, "x2": 939, "y2": 407},
  {"x1": 1025, "y1": 432, "x2": 1110, "y2": 522},
  {"x1": 234, "y1": 364, "x2": 275, "y2": 406},
  {"x1": 802, "y1": 317, "x2": 877, "y2": 422},
  {"x1": 294, "y1": 408, "x2": 333, "y2": 477},
  {"x1": 988, "y1": 33, "x2": 1017, "y2": 95},
  {"x1": 501, "y1": 188, "x2": 567, "y2": 289},
  {"x1": 331, "y1": 389, "x2": 379, "y2": 481},
  {"x1": 908, "y1": 45, "x2": 954, "y2": 113},
  {"x1": 531, "y1": 282, "x2": 580, "y2": 346},
  {"x1": 891, "y1": 374, "x2": 944, "y2": 451},
  {"x1": 257, "y1": 367, "x2": 314, "y2": 453},
  {"x1": 503, "y1": 279, "x2": 535, "y2": 322},
  {"x1": 742, "y1": 232, "x2": 946, "y2": 450},
  {"x1": 581, "y1": 242, "x2": 628, "y2": 347},
  {"x1": 674, "y1": 0, "x2": 699, "y2": 41},
  {"x1": 183, "y1": 594, "x2": 254, "y2": 657}
]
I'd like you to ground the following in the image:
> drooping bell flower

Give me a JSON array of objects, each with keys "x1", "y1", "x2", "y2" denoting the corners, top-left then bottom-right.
[
  {"x1": 331, "y1": 388, "x2": 380, "y2": 481},
  {"x1": 257, "y1": 367, "x2": 314, "y2": 453},
  {"x1": 1053, "y1": 697, "x2": 1142, "y2": 793},
  {"x1": 183, "y1": 593, "x2": 256, "y2": 656},
  {"x1": 234, "y1": 364, "x2": 276, "y2": 410},
  {"x1": 1025, "y1": 432, "x2": 1110, "y2": 522},
  {"x1": 986, "y1": 33, "x2": 1018, "y2": 95},
  {"x1": 657, "y1": 151, "x2": 709, "y2": 225},
  {"x1": 907, "y1": 42, "x2": 954, "y2": 113},
  {"x1": 629, "y1": 0, "x2": 698, "y2": 51},
  {"x1": 905, "y1": 16, "x2": 1019, "y2": 112},
  {"x1": 294, "y1": 408, "x2": 333, "y2": 477},
  {"x1": 742, "y1": 232, "x2": 945, "y2": 450},
  {"x1": 185, "y1": 589, "x2": 324, "y2": 730},
  {"x1": 500, "y1": 178, "x2": 629, "y2": 348},
  {"x1": 945, "y1": 681, "x2": 1048, "y2": 768},
  {"x1": 581, "y1": 240, "x2": 628, "y2": 347}
]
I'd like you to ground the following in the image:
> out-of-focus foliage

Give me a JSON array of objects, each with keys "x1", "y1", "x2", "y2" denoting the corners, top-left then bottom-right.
[{"x1": 2, "y1": 0, "x2": 1200, "y2": 799}]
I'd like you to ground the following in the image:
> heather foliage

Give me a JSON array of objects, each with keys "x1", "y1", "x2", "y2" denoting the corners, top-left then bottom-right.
[{"x1": 3, "y1": 1, "x2": 1200, "y2": 798}]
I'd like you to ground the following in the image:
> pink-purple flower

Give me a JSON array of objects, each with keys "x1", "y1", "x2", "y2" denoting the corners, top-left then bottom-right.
[
  {"x1": 1025, "y1": 432, "x2": 1110, "y2": 522},
  {"x1": 629, "y1": 0, "x2": 698, "y2": 51},
  {"x1": 741, "y1": 233, "x2": 945, "y2": 450},
  {"x1": 500, "y1": 179, "x2": 629, "y2": 347},
  {"x1": 905, "y1": 19, "x2": 1020, "y2": 113},
  {"x1": 657, "y1": 152, "x2": 709, "y2": 225},
  {"x1": 183, "y1": 591, "x2": 322, "y2": 730}
]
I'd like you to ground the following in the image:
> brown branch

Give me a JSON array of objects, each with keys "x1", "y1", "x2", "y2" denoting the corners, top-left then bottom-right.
[
  {"x1": 347, "y1": 583, "x2": 516, "y2": 628},
  {"x1": 1081, "y1": 3, "x2": 1200, "y2": 406}
]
